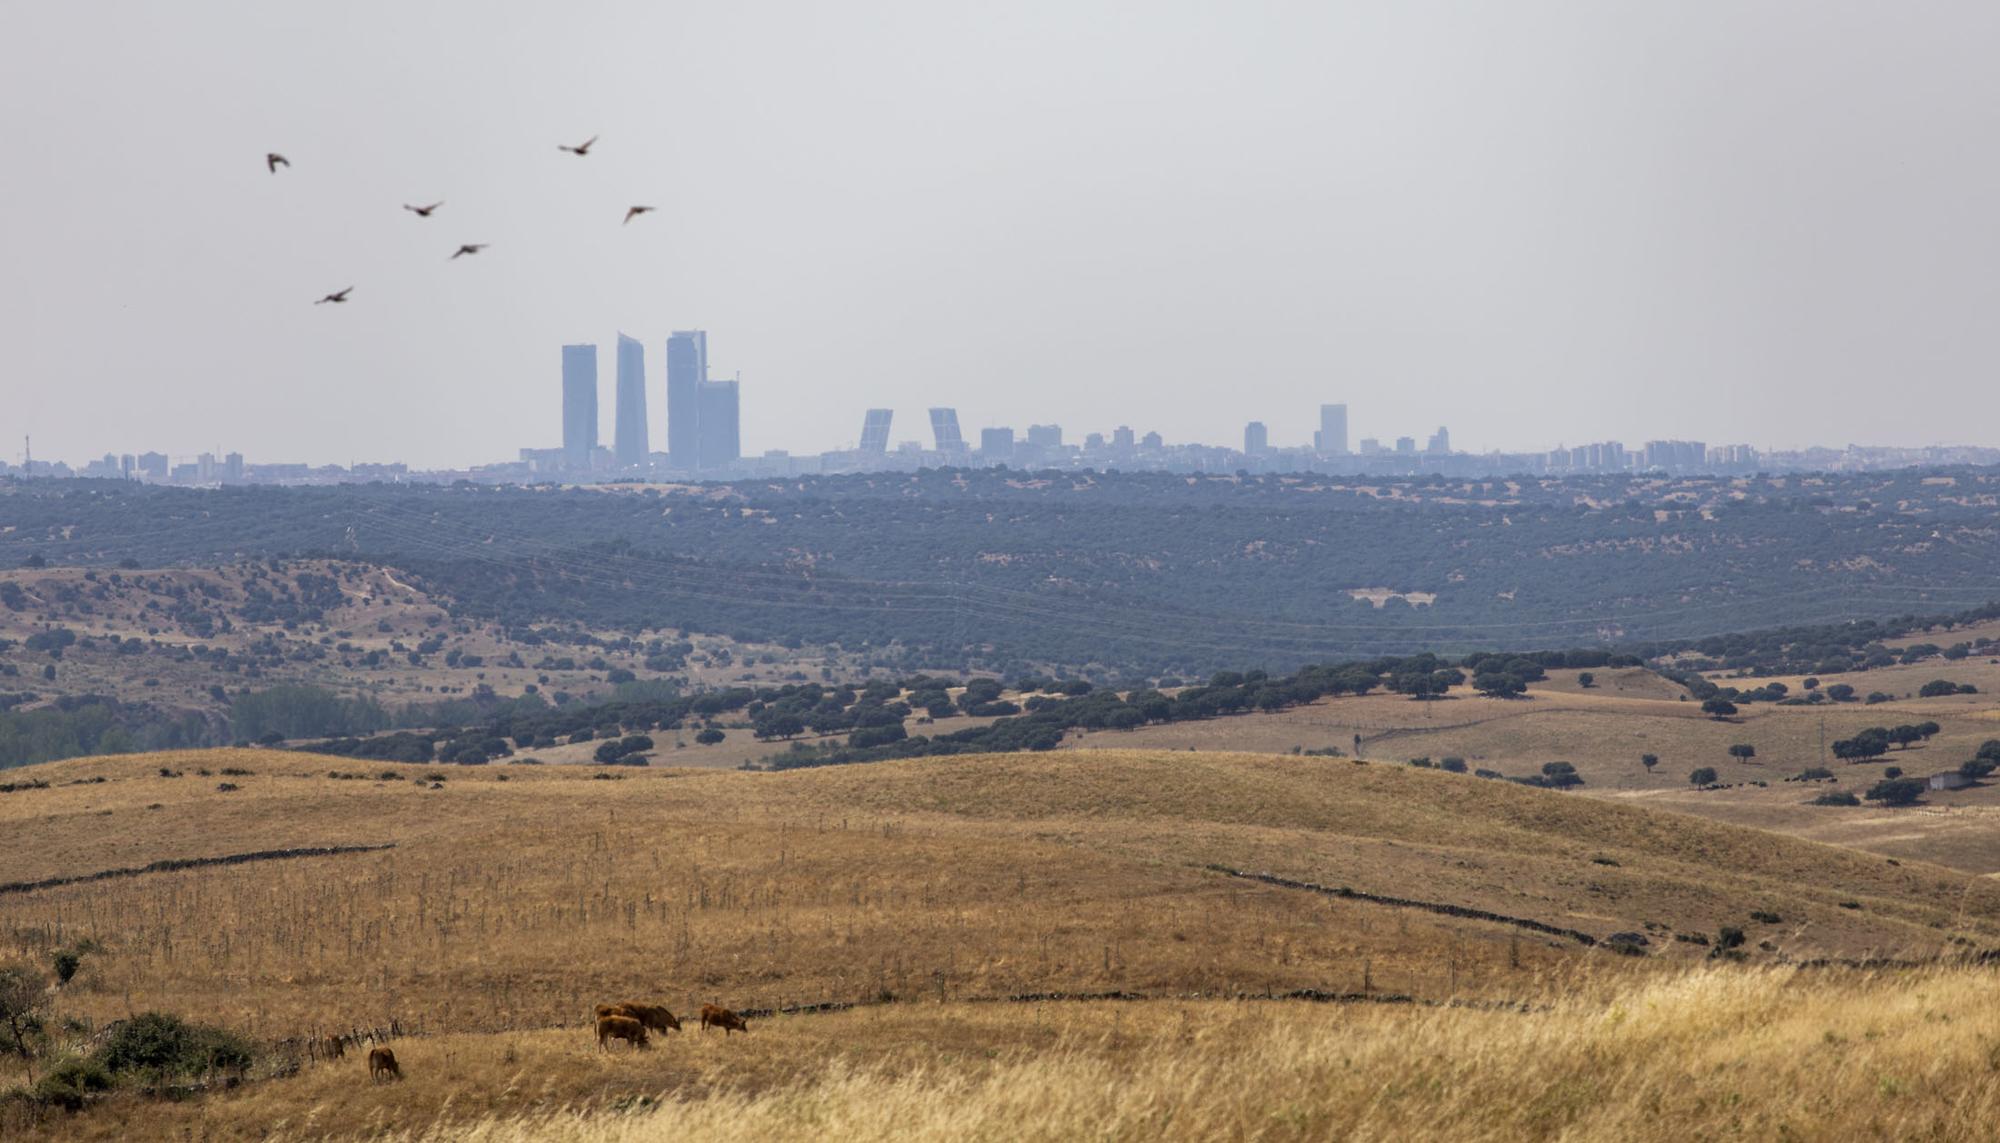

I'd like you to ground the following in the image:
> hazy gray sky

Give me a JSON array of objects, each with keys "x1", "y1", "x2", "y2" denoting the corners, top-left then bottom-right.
[{"x1": 5, "y1": 1, "x2": 1998, "y2": 467}]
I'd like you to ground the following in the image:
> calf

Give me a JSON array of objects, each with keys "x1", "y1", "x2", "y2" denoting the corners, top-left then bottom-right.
[
  {"x1": 367, "y1": 1046, "x2": 402, "y2": 1082},
  {"x1": 597, "y1": 1013, "x2": 651, "y2": 1051},
  {"x1": 699, "y1": 1004, "x2": 749, "y2": 1035}
]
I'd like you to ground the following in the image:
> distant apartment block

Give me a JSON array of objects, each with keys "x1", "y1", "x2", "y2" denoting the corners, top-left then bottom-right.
[
  {"x1": 696, "y1": 379, "x2": 740, "y2": 469},
  {"x1": 1244, "y1": 422, "x2": 1268, "y2": 455},
  {"x1": 561, "y1": 344, "x2": 599, "y2": 469},
  {"x1": 1315, "y1": 403, "x2": 1349, "y2": 455},
  {"x1": 1025, "y1": 424, "x2": 1063, "y2": 449},
  {"x1": 980, "y1": 426, "x2": 1015, "y2": 460},
  {"x1": 613, "y1": 333, "x2": 649, "y2": 467}
]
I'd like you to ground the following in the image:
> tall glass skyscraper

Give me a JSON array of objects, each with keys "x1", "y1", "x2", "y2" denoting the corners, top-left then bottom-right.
[
  {"x1": 696, "y1": 379, "x2": 740, "y2": 469},
  {"x1": 1316, "y1": 403, "x2": 1348, "y2": 455},
  {"x1": 613, "y1": 333, "x2": 649, "y2": 468},
  {"x1": 859, "y1": 409, "x2": 894, "y2": 453},
  {"x1": 666, "y1": 330, "x2": 708, "y2": 467},
  {"x1": 561, "y1": 344, "x2": 598, "y2": 469}
]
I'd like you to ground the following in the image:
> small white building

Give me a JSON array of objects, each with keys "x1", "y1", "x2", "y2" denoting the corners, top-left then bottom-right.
[{"x1": 1929, "y1": 771, "x2": 1972, "y2": 791}]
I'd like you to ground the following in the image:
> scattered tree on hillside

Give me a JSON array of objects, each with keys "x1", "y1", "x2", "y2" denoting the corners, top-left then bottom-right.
[
  {"x1": 1701, "y1": 698, "x2": 1738, "y2": 720},
  {"x1": 1577, "y1": 672, "x2": 1595, "y2": 688},
  {"x1": 1690, "y1": 767, "x2": 1718, "y2": 788},
  {"x1": 1864, "y1": 778, "x2": 1924, "y2": 807},
  {"x1": 1832, "y1": 728, "x2": 1891, "y2": 762},
  {"x1": 0, "y1": 961, "x2": 46, "y2": 1056},
  {"x1": 694, "y1": 728, "x2": 725, "y2": 745},
  {"x1": 1728, "y1": 744, "x2": 1757, "y2": 763},
  {"x1": 1641, "y1": 753, "x2": 1659, "y2": 772},
  {"x1": 1539, "y1": 761, "x2": 1582, "y2": 788}
]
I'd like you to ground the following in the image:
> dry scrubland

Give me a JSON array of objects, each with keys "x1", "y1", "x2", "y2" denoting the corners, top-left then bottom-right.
[
  {"x1": 5, "y1": 748, "x2": 2000, "y2": 1138},
  {"x1": 1070, "y1": 665, "x2": 2000, "y2": 870},
  {"x1": 0, "y1": 561, "x2": 843, "y2": 714}
]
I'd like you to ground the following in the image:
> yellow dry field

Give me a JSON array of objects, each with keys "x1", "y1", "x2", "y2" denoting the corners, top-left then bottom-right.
[
  {"x1": 1065, "y1": 667, "x2": 2000, "y2": 870},
  {"x1": 5, "y1": 748, "x2": 2000, "y2": 1137}
]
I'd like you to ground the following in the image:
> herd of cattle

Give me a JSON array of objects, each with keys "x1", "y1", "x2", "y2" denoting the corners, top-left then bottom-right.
[{"x1": 318, "y1": 1001, "x2": 751, "y2": 1082}]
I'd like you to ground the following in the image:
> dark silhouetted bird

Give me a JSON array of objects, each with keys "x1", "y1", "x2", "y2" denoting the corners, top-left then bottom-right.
[
  {"x1": 267, "y1": 153, "x2": 290, "y2": 173},
  {"x1": 623, "y1": 206, "x2": 655, "y2": 225},
  {"x1": 558, "y1": 135, "x2": 599, "y2": 156},
  {"x1": 403, "y1": 201, "x2": 443, "y2": 218},
  {"x1": 315, "y1": 287, "x2": 353, "y2": 305},
  {"x1": 450, "y1": 244, "x2": 488, "y2": 260}
]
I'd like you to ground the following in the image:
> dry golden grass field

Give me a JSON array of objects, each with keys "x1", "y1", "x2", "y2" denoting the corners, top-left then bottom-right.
[
  {"x1": 6, "y1": 747, "x2": 2000, "y2": 1138},
  {"x1": 1066, "y1": 665, "x2": 2000, "y2": 871}
]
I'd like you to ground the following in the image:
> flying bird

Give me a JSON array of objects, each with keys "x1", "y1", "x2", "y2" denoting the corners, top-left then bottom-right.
[
  {"x1": 623, "y1": 205, "x2": 655, "y2": 225},
  {"x1": 266, "y1": 153, "x2": 290, "y2": 173},
  {"x1": 450, "y1": 244, "x2": 488, "y2": 260},
  {"x1": 315, "y1": 287, "x2": 353, "y2": 305},
  {"x1": 403, "y1": 201, "x2": 443, "y2": 218},
  {"x1": 558, "y1": 135, "x2": 599, "y2": 156}
]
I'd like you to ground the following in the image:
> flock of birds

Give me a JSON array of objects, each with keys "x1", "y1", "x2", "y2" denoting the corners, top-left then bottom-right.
[{"x1": 270, "y1": 137, "x2": 653, "y2": 306}]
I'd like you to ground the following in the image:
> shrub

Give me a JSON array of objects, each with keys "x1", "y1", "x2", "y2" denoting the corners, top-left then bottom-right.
[
  {"x1": 1793, "y1": 767, "x2": 1832, "y2": 782},
  {"x1": 96, "y1": 1012, "x2": 254, "y2": 1084},
  {"x1": 1715, "y1": 926, "x2": 1746, "y2": 951},
  {"x1": 50, "y1": 948, "x2": 81, "y2": 986},
  {"x1": 32, "y1": 1056, "x2": 112, "y2": 1110},
  {"x1": 1440, "y1": 756, "x2": 1467, "y2": 773},
  {"x1": 1749, "y1": 910, "x2": 1782, "y2": 924},
  {"x1": 1813, "y1": 790, "x2": 1860, "y2": 806}
]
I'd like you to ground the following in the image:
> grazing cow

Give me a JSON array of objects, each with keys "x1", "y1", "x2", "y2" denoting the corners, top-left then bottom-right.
[
  {"x1": 597, "y1": 1013, "x2": 650, "y2": 1051},
  {"x1": 367, "y1": 1046, "x2": 402, "y2": 1082},
  {"x1": 596, "y1": 1002, "x2": 682, "y2": 1035},
  {"x1": 699, "y1": 1004, "x2": 749, "y2": 1035},
  {"x1": 323, "y1": 1034, "x2": 347, "y2": 1061}
]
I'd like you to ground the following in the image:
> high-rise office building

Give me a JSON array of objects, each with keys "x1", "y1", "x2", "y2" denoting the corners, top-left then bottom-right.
[
  {"x1": 1395, "y1": 436, "x2": 1417, "y2": 454},
  {"x1": 929, "y1": 408, "x2": 966, "y2": 455},
  {"x1": 562, "y1": 343, "x2": 598, "y2": 469},
  {"x1": 1112, "y1": 425, "x2": 1135, "y2": 456},
  {"x1": 666, "y1": 330, "x2": 707, "y2": 466},
  {"x1": 696, "y1": 379, "x2": 740, "y2": 469},
  {"x1": 1141, "y1": 430, "x2": 1162, "y2": 451},
  {"x1": 224, "y1": 452, "x2": 244, "y2": 481},
  {"x1": 613, "y1": 333, "x2": 649, "y2": 467},
  {"x1": 1244, "y1": 422, "x2": 1268, "y2": 455},
  {"x1": 980, "y1": 426, "x2": 1015, "y2": 459},
  {"x1": 137, "y1": 451, "x2": 167, "y2": 479},
  {"x1": 1025, "y1": 424, "x2": 1063, "y2": 449},
  {"x1": 1426, "y1": 426, "x2": 1451, "y2": 455},
  {"x1": 1316, "y1": 403, "x2": 1349, "y2": 455},
  {"x1": 859, "y1": 409, "x2": 894, "y2": 453}
]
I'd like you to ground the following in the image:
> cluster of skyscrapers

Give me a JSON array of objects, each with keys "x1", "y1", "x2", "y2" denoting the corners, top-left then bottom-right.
[
  {"x1": 16, "y1": 370, "x2": 2000, "y2": 486},
  {"x1": 542, "y1": 330, "x2": 740, "y2": 475}
]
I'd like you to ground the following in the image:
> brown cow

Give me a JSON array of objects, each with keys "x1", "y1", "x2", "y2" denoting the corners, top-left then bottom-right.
[
  {"x1": 597, "y1": 1013, "x2": 650, "y2": 1051},
  {"x1": 367, "y1": 1046, "x2": 402, "y2": 1082},
  {"x1": 698, "y1": 1004, "x2": 749, "y2": 1035},
  {"x1": 323, "y1": 1034, "x2": 347, "y2": 1061},
  {"x1": 597, "y1": 1002, "x2": 682, "y2": 1035}
]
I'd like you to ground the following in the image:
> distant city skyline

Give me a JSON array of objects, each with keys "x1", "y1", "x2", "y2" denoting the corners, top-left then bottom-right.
[{"x1": 9, "y1": 5, "x2": 2000, "y2": 467}]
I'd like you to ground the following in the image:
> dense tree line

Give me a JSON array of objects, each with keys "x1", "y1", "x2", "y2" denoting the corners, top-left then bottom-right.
[{"x1": 7, "y1": 468, "x2": 2000, "y2": 674}]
